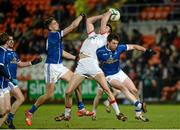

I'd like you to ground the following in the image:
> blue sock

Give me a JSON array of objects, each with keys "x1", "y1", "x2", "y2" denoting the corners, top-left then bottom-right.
[
  {"x1": 29, "y1": 105, "x2": 37, "y2": 114},
  {"x1": 78, "y1": 102, "x2": 85, "y2": 110},
  {"x1": 134, "y1": 101, "x2": 142, "y2": 111},
  {"x1": 7, "y1": 113, "x2": 14, "y2": 122}
]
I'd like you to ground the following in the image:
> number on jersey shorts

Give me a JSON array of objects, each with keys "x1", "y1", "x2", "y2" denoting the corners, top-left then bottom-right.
[
  {"x1": 75, "y1": 57, "x2": 103, "y2": 78},
  {"x1": 106, "y1": 70, "x2": 128, "y2": 83},
  {"x1": 44, "y1": 63, "x2": 69, "y2": 83}
]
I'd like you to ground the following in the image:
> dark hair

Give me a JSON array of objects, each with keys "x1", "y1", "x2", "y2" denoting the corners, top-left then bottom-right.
[
  {"x1": 107, "y1": 24, "x2": 112, "y2": 33},
  {"x1": 107, "y1": 33, "x2": 120, "y2": 43},
  {"x1": 44, "y1": 17, "x2": 56, "y2": 29},
  {"x1": 0, "y1": 32, "x2": 9, "y2": 45}
]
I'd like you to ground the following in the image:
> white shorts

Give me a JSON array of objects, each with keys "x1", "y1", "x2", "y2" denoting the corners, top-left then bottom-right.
[
  {"x1": 106, "y1": 70, "x2": 128, "y2": 83},
  {"x1": 44, "y1": 63, "x2": 69, "y2": 83},
  {"x1": 8, "y1": 82, "x2": 18, "y2": 91},
  {"x1": 75, "y1": 57, "x2": 103, "y2": 77},
  {"x1": 0, "y1": 89, "x2": 4, "y2": 97},
  {"x1": 0, "y1": 87, "x2": 10, "y2": 97}
]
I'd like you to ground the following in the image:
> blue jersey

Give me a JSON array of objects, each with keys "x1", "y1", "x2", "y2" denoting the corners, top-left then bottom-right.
[
  {"x1": 6, "y1": 49, "x2": 20, "y2": 79},
  {"x1": 0, "y1": 46, "x2": 9, "y2": 89},
  {"x1": 45, "y1": 31, "x2": 64, "y2": 64},
  {"x1": 96, "y1": 44, "x2": 127, "y2": 76}
]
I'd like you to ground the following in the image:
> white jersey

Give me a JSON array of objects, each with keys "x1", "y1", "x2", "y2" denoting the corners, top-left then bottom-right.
[{"x1": 80, "y1": 32, "x2": 108, "y2": 59}]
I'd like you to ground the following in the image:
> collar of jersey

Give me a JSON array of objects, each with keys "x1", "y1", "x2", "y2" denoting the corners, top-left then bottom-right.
[
  {"x1": 105, "y1": 45, "x2": 111, "y2": 51},
  {"x1": 0, "y1": 46, "x2": 6, "y2": 51}
]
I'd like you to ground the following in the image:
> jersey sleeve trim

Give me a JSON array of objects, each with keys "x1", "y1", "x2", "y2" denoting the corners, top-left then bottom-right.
[
  {"x1": 0, "y1": 63, "x2": 4, "y2": 66},
  {"x1": 88, "y1": 31, "x2": 95, "y2": 37},
  {"x1": 100, "y1": 31, "x2": 108, "y2": 35},
  {"x1": 126, "y1": 44, "x2": 129, "y2": 51},
  {"x1": 61, "y1": 30, "x2": 64, "y2": 37}
]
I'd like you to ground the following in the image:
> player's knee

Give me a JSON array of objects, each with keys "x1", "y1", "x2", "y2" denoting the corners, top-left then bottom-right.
[
  {"x1": 97, "y1": 94, "x2": 102, "y2": 99},
  {"x1": 19, "y1": 95, "x2": 25, "y2": 103},
  {"x1": 45, "y1": 93, "x2": 54, "y2": 100},
  {"x1": 16, "y1": 94, "x2": 25, "y2": 103},
  {"x1": 65, "y1": 89, "x2": 73, "y2": 97}
]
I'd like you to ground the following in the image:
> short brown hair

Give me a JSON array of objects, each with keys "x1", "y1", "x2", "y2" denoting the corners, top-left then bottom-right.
[
  {"x1": 0, "y1": 32, "x2": 9, "y2": 45},
  {"x1": 107, "y1": 33, "x2": 120, "y2": 43},
  {"x1": 44, "y1": 17, "x2": 56, "y2": 28}
]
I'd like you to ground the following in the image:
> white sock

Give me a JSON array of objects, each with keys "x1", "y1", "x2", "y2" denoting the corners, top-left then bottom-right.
[
  {"x1": 136, "y1": 111, "x2": 142, "y2": 117},
  {"x1": 103, "y1": 100, "x2": 110, "y2": 107},
  {"x1": 111, "y1": 101, "x2": 120, "y2": 115},
  {"x1": 79, "y1": 108, "x2": 85, "y2": 111},
  {"x1": 65, "y1": 108, "x2": 71, "y2": 117},
  {"x1": 92, "y1": 109, "x2": 96, "y2": 116}
]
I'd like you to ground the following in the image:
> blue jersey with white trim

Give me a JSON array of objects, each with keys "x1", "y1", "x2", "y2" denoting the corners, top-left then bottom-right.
[
  {"x1": 96, "y1": 44, "x2": 127, "y2": 76},
  {"x1": 6, "y1": 49, "x2": 20, "y2": 79},
  {"x1": 45, "y1": 31, "x2": 63, "y2": 64},
  {"x1": 0, "y1": 46, "x2": 9, "y2": 89}
]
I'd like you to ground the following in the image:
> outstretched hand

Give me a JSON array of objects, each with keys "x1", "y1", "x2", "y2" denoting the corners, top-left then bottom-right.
[
  {"x1": 80, "y1": 12, "x2": 87, "y2": 22},
  {"x1": 31, "y1": 56, "x2": 43, "y2": 65},
  {"x1": 143, "y1": 49, "x2": 156, "y2": 59}
]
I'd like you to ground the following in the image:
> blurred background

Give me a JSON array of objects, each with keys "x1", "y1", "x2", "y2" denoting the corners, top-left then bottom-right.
[{"x1": 0, "y1": 0, "x2": 179, "y2": 103}]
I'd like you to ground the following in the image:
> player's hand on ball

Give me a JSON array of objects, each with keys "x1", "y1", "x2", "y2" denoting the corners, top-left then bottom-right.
[
  {"x1": 109, "y1": 8, "x2": 118, "y2": 15},
  {"x1": 109, "y1": 8, "x2": 121, "y2": 21},
  {"x1": 31, "y1": 56, "x2": 43, "y2": 65}
]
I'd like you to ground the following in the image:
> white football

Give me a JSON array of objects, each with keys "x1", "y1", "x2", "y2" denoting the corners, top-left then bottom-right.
[{"x1": 109, "y1": 8, "x2": 120, "y2": 21}]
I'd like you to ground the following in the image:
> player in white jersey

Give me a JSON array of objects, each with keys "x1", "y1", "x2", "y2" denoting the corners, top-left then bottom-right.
[{"x1": 54, "y1": 10, "x2": 127, "y2": 122}]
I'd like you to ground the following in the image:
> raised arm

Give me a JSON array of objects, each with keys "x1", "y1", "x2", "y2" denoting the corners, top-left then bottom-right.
[
  {"x1": 86, "y1": 15, "x2": 103, "y2": 34},
  {"x1": 63, "y1": 15, "x2": 83, "y2": 36},
  {"x1": 100, "y1": 11, "x2": 112, "y2": 34}
]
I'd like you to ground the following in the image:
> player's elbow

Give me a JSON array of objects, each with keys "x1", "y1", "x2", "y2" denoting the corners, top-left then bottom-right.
[{"x1": 86, "y1": 18, "x2": 92, "y2": 24}]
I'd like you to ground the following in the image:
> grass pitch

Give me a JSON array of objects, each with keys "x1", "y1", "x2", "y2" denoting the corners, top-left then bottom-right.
[{"x1": 1, "y1": 104, "x2": 180, "y2": 129}]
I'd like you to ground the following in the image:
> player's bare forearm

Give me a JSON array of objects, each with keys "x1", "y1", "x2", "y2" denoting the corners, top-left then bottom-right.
[
  {"x1": 128, "y1": 44, "x2": 146, "y2": 52},
  {"x1": 100, "y1": 11, "x2": 112, "y2": 34},
  {"x1": 17, "y1": 61, "x2": 31, "y2": 67},
  {"x1": 62, "y1": 50, "x2": 75, "y2": 60},
  {"x1": 87, "y1": 15, "x2": 103, "y2": 24},
  {"x1": 63, "y1": 16, "x2": 83, "y2": 36},
  {"x1": 86, "y1": 15, "x2": 103, "y2": 33}
]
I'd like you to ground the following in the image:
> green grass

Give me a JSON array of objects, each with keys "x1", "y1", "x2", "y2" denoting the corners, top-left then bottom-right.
[{"x1": 1, "y1": 104, "x2": 180, "y2": 129}]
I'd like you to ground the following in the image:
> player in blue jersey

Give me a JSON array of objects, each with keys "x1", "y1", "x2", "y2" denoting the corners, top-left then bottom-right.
[
  {"x1": 55, "y1": 10, "x2": 127, "y2": 122},
  {"x1": 0, "y1": 32, "x2": 18, "y2": 127},
  {"x1": 92, "y1": 33, "x2": 155, "y2": 122},
  {"x1": 25, "y1": 14, "x2": 93, "y2": 126},
  {"x1": 0, "y1": 35, "x2": 42, "y2": 129}
]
